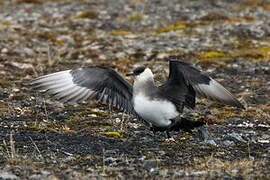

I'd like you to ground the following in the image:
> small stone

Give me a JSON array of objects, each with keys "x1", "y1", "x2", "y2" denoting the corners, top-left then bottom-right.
[
  {"x1": 190, "y1": 171, "x2": 207, "y2": 176},
  {"x1": 225, "y1": 132, "x2": 246, "y2": 143},
  {"x1": 143, "y1": 160, "x2": 158, "y2": 172},
  {"x1": 0, "y1": 171, "x2": 19, "y2": 180},
  {"x1": 258, "y1": 139, "x2": 270, "y2": 144},
  {"x1": 223, "y1": 140, "x2": 235, "y2": 146},
  {"x1": 1, "y1": 48, "x2": 8, "y2": 53},
  {"x1": 204, "y1": 139, "x2": 217, "y2": 146}
]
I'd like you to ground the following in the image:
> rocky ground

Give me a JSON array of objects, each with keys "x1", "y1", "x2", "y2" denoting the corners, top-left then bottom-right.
[{"x1": 0, "y1": 0, "x2": 270, "y2": 179}]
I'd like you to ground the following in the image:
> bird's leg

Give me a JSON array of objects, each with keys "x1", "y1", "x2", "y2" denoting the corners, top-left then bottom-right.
[
  {"x1": 150, "y1": 125, "x2": 158, "y2": 136},
  {"x1": 166, "y1": 131, "x2": 171, "y2": 138},
  {"x1": 164, "y1": 119, "x2": 177, "y2": 141},
  {"x1": 167, "y1": 119, "x2": 178, "y2": 130}
]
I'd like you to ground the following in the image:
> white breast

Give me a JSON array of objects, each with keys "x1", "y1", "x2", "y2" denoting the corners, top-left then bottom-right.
[{"x1": 133, "y1": 93, "x2": 179, "y2": 127}]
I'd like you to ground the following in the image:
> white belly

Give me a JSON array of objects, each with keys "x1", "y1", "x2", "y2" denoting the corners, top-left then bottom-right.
[{"x1": 133, "y1": 93, "x2": 179, "y2": 127}]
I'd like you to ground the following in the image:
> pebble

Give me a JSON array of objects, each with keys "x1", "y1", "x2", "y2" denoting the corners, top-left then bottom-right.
[
  {"x1": 1, "y1": 48, "x2": 8, "y2": 53},
  {"x1": 225, "y1": 132, "x2": 247, "y2": 143},
  {"x1": 0, "y1": 172, "x2": 19, "y2": 180},
  {"x1": 223, "y1": 140, "x2": 235, "y2": 146},
  {"x1": 143, "y1": 160, "x2": 158, "y2": 172}
]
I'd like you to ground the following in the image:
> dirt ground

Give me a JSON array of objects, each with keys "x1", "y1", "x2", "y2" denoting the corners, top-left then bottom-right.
[{"x1": 0, "y1": 0, "x2": 270, "y2": 179}]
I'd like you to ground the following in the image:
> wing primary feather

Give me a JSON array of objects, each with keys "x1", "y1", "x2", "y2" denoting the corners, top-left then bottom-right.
[
  {"x1": 31, "y1": 67, "x2": 134, "y2": 114},
  {"x1": 168, "y1": 59, "x2": 244, "y2": 109}
]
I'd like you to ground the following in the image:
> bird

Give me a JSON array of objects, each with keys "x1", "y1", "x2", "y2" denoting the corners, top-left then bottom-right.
[{"x1": 31, "y1": 59, "x2": 244, "y2": 139}]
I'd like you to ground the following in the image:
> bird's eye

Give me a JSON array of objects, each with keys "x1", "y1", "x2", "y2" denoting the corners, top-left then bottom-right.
[{"x1": 133, "y1": 66, "x2": 146, "y2": 75}]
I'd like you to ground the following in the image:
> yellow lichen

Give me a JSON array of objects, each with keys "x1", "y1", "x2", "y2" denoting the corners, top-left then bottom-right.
[
  {"x1": 0, "y1": 102, "x2": 9, "y2": 117},
  {"x1": 111, "y1": 30, "x2": 132, "y2": 36},
  {"x1": 0, "y1": 21, "x2": 12, "y2": 31},
  {"x1": 232, "y1": 46, "x2": 270, "y2": 62},
  {"x1": 128, "y1": 13, "x2": 144, "y2": 22},
  {"x1": 214, "y1": 108, "x2": 238, "y2": 121},
  {"x1": 102, "y1": 131, "x2": 123, "y2": 139},
  {"x1": 199, "y1": 51, "x2": 227, "y2": 59},
  {"x1": 198, "y1": 51, "x2": 232, "y2": 65},
  {"x1": 156, "y1": 21, "x2": 188, "y2": 34}
]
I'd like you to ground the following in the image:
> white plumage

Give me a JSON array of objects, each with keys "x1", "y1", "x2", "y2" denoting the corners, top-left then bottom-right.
[{"x1": 134, "y1": 93, "x2": 179, "y2": 127}]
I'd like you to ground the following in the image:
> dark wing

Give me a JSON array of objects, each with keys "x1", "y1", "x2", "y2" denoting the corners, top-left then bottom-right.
[
  {"x1": 159, "y1": 63, "x2": 196, "y2": 111},
  {"x1": 31, "y1": 67, "x2": 135, "y2": 114},
  {"x1": 167, "y1": 60, "x2": 244, "y2": 109}
]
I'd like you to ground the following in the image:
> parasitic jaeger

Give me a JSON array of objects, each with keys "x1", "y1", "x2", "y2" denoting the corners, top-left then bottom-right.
[{"x1": 31, "y1": 59, "x2": 244, "y2": 140}]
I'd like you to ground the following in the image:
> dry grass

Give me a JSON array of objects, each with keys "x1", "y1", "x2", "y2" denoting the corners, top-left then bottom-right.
[{"x1": 190, "y1": 156, "x2": 265, "y2": 178}]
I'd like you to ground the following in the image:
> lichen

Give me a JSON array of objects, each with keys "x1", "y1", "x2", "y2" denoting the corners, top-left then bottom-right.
[
  {"x1": 111, "y1": 30, "x2": 132, "y2": 36},
  {"x1": 75, "y1": 11, "x2": 98, "y2": 19},
  {"x1": 198, "y1": 51, "x2": 232, "y2": 65},
  {"x1": 101, "y1": 131, "x2": 123, "y2": 139},
  {"x1": 232, "y1": 46, "x2": 270, "y2": 62},
  {"x1": 199, "y1": 51, "x2": 227, "y2": 59},
  {"x1": 156, "y1": 21, "x2": 188, "y2": 34},
  {"x1": 128, "y1": 13, "x2": 144, "y2": 22}
]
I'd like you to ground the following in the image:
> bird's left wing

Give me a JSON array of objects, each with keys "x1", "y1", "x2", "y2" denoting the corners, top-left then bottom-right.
[
  {"x1": 31, "y1": 67, "x2": 135, "y2": 114},
  {"x1": 168, "y1": 59, "x2": 245, "y2": 109}
]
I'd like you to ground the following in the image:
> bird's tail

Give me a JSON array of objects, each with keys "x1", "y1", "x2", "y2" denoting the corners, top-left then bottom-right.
[{"x1": 170, "y1": 118, "x2": 205, "y2": 132}]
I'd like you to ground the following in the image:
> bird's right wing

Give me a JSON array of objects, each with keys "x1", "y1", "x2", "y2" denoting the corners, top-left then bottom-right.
[
  {"x1": 31, "y1": 67, "x2": 135, "y2": 114},
  {"x1": 168, "y1": 60, "x2": 245, "y2": 109}
]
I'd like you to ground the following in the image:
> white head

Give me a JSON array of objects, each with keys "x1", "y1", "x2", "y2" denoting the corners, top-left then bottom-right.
[
  {"x1": 127, "y1": 66, "x2": 154, "y2": 82},
  {"x1": 127, "y1": 66, "x2": 155, "y2": 94}
]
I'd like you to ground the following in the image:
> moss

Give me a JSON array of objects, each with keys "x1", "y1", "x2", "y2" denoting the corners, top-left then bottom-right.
[
  {"x1": 75, "y1": 11, "x2": 98, "y2": 19},
  {"x1": 36, "y1": 31, "x2": 64, "y2": 46},
  {"x1": 0, "y1": 102, "x2": 9, "y2": 117},
  {"x1": 128, "y1": 13, "x2": 144, "y2": 22},
  {"x1": 232, "y1": 46, "x2": 270, "y2": 62},
  {"x1": 0, "y1": 79, "x2": 11, "y2": 88},
  {"x1": 199, "y1": 51, "x2": 227, "y2": 59},
  {"x1": 26, "y1": 123, "x2": 61, "y2": 133},
  {"x1": 214, "y1": 108, "x2": 238, "y2": 121},
  {"x1": 197, "y1": 45, "x2": 270, "y2": 65},
  {"x1": 156, "y1": 21, "x2": 188, "y2": 34},
  {"x1": 198, "y1": 50, "x2": 232, "y2": 65},
  {"x1": 111, "y1": 30, "x2": 132, "y2": 36},
  {"x1": 101, "y1": 131, "x2": 123, "y2": 139},
  {"x1": 0, "y1": 21, "x2": 12, "y2": 31}
]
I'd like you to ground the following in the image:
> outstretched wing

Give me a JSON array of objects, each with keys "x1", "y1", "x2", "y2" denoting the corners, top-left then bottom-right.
[
  {"x1": 168, "y1": 60, "x2": 244, "y2": 109},
  {"x1": 31, "y1": 67, "x2": 135, "y2": 114}
]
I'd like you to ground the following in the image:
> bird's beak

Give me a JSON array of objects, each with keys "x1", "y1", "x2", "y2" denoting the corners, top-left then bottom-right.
[{"x1": 126, "y1": 72, "x2": 134, "y2": 76}]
